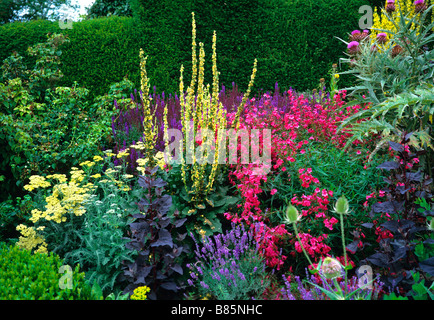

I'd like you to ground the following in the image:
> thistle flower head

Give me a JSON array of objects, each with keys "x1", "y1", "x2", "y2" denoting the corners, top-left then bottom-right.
[
  {"x1": 347, "y1": 41, "x2": 360, "y2": 55},
  {"x1": 350, "y1": 30, "x2": 361, "y2": 41},
  {"x1": 414, "y1": 0, "x2": 427, "y2": 13},
  {"x1": 391, "y1": 44, "x2": 403, "y2": 57},
  {"x1": 377, "y1": 32, "x2": 387, "y2": 44},
  {"x1": 334, "y1": 195, "x2": 350, "y2": 215},
  {"x1": 386, "y1": 0, "x2": 396, "y2": 13}
]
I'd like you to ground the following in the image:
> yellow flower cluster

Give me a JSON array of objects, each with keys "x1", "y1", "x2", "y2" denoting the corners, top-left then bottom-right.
[
  {"x1": 370, "y1": 0, "x2": 434, "y2": 49},
  {"x1": 79, "y1": 160, "x2": 95, "y2": 167},
  {"x1": 19, "y1": 153, "x2": 135, "y2": 254},
  {"x1": 23, "y1": 175, "x2": 51, "y2": 191},
  {"x1": 130, "y1": 286, "x2": 151, "y2": 300},
  {"x1": 139, "y1": 48, "x2": 159, "y2": 167},
  {"x1": 16, "y1": 224, "x2": 48, "y2": 254},
  {"x1": 116, "y1": 149, "x2": 130, "y2": 159},
  {"x1": 93, "y1": 155, "x2": 104, "y2": 162},
  {"x1": 136, "y1": 151, "x2": 166, "y2": 173},
  {"x1": 46, "y1": 174, "x2": 67, "y2": 183},
  {"x1": 29, "y1": 181, "x2": 93, "y2": 224}
]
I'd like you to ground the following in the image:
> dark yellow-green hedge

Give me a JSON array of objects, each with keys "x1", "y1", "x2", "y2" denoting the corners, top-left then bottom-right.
[{"x1": 0, "y1": 0, "x2": 372, "y2": 97}]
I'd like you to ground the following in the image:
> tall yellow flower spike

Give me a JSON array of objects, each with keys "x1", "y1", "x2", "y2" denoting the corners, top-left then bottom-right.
[
  {"x1": 139, "y1": 48, "x2": 158, "y2": 168},
  {"x1": 177, "y1": 12, "x2": 233, "y2": 204}
]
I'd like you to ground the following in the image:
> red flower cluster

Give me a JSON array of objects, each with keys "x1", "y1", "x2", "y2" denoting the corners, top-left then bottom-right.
[
  {"x1": 223, "y1": 89, "x2": 366, "y2": 269},
  {"x1": 293, "y1": 233, "x2": 331, "y2": 259}
]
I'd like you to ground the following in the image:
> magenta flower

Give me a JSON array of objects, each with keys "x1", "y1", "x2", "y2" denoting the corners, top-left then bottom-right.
[
  {"x1": 377, "y1": 32, "x2": 387, "y2": 44},
  {"x1": 350, "y1": 30, "x2": 362, "y2": 41},
  {"x1": 414, "y1": 0, "x2": 427, "y2": 13},
  {"x1": 347, "y1": 41, "x2": 360, "y2": 54},
  {"x1": 386, "y1": 0, "x2": 395, "y2": 13}
]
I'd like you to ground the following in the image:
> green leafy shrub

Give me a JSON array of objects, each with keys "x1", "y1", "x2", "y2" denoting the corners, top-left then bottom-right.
[
  {"x1": 0, "y1": 243, "x2": 97, "y2": 300},
  {"x1": 0, "y1": 33, "x2": 119, "y2": 200},
  {"x1": 0, "y1": 195, "x2": 32, "y2": 241}
]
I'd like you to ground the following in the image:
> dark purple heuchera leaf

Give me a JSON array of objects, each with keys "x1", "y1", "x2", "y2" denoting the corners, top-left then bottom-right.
[
  {"x1": 150, "y1": 228, "x2": 173, "y2": 248},
  {"x1": 406, "y1": 171, "x2": 422, "y2": 182},
  {"x1": 389, "y1": 141, "x2": 405, "y2": 153},
  {"x1": 160, "y1": 281, "x2": 178, "y2": 291},
  {"x1": 134, "y1": 266, "x2": 153, "y2": 285},
  {"x1": 158, "y1": 215, "x2": 171, "y2": 228},
  {"x1": 380, "y1": 220, "x2": 399, "y2": 233},
  {"x1": 346, "y1": 240, "x2": 360, "y2": 254},
  {"x1": 371, "y1": 201, "x2": 404, "y2": 214},
  {"x1": 376, "y1": 161, "x2": 400, "y2": 171},
  {"x1": 361, "y1": 222, "x2": 374, "y2": 229},
  {"x1": 424, "y1": 238, "x2": 434, "y2": 245},
  {"x1": 152, "y1": 177, "x2": 167, "y2": 188},
  {"x1": 138, "y1": 175, "x2": 151, "y2": 189},
  {"x1": 419, "y1": 257, "x2": 434, "y2": 276},
  {"x1": 154, "y1": 194, "x2": 172, "y2": 215},
  {"x1": 396, "y1": 185, "x2": 411, "y2": 195},
  {"x1": 367, "y1": 252, "x2": 390, "y2": 268},
  {"x1": 170, "y1": 264, "x2": 183, "y2": 275},
  {"x1": 174, "y1": 217, "x2": 187, "y2": 228}
]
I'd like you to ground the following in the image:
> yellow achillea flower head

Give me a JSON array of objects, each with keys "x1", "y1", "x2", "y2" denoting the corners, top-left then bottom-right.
[
  {"x1": 130, "y1": 286, "x2": 151, "y2": 300},
  {"x1": 116, "y1": 149, "x2": 130, "y2": 159},
  {"x1": 16, "y1": 224, "x2": 48, "y2": 254},
  {"x1": 24, "y1": 175, "x2": 51, "y2": 191},
  {"x1": 79, "y1": 160, "x2": 95, "y2": 167}
]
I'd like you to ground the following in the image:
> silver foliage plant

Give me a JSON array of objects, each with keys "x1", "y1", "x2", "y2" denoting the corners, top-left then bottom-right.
[{"x1": 335, "y1": 3, "x2": 434, "y2": 176}]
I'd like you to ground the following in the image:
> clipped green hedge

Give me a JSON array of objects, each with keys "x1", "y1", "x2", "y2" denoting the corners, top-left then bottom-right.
[
  {"x1": 130, "y1": 0, "x2": 372, "y2": 93},
  {"x1": 0, "y1": 243, "x2": 97, "y2": 300},
  {"x1": 0, "y1": 16, "x2": 141, "y2": 99},
  {"x1": 0, "y1": 0, "x2": 372, "y2": 97}
]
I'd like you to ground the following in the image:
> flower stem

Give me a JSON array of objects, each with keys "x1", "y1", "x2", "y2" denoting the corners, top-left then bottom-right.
[
  {"x1": 292, "y1": 222, "x2": 314, "y2": 268},
  {"x1": 340, "y1": 212, "x2": 348, "y2": 296}
]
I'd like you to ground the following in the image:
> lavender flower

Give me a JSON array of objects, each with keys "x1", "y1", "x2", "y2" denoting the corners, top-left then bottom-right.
[{"x1": 187, "y1": 222, "x2": 269, "y2": 299}]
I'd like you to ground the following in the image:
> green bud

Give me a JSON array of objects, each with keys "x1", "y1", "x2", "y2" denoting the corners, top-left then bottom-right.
[
  {"x1": 320, "y1": 257, "x2": 343, "y2": 279},
  {"x1": 334, "y1": 195, "x2": 349, "y2": 215},
  {"x1": 428, "y1": 218, "x2": 434, "y2": 232},
  {"x1": 285, "y1": 204, "x2": 300, "y2": 224}
]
